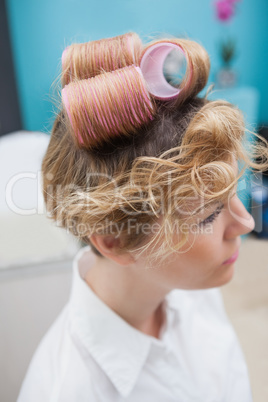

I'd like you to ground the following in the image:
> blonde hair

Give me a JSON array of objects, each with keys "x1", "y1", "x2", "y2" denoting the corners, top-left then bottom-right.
[{"x1": 42, "y1": 32, "x2": 268, "y2": 265}]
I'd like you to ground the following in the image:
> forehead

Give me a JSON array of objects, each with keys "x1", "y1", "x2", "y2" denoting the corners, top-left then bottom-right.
[{"x1": 230, "y1": 154, "x2": 239, "y2": 176}]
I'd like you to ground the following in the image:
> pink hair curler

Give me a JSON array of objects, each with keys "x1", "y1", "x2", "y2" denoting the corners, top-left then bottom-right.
[{"x1": 140, "y1": 42, "x2": 189, "y2": 100}]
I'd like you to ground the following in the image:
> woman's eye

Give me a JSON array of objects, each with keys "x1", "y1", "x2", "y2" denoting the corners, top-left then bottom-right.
[{"x1": 199, "y1": 204, "x2": 224, "y2": 226}]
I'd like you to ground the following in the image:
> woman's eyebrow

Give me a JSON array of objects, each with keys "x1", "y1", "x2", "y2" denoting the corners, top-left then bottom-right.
[{"x1": 193, "y1": 200, "x2": 223, "y2": 215}]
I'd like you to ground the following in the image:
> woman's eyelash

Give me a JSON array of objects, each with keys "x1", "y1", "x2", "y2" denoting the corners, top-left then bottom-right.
[{"x1": 199, "y1": 204, "x2": 224, "y2": 226}]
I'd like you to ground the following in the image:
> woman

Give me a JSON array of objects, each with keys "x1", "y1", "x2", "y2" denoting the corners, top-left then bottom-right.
[{"x1": 18, "y1": 32, "x2": 268, "y2": 401}]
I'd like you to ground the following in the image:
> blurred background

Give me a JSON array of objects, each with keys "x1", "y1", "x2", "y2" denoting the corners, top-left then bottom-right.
[{"x1": 0, "y1": 0, "x2": 267, "y2": 401}]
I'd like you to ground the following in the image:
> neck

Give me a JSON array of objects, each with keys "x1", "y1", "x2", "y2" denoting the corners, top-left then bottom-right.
[{"x1": 84, "y1": 254, "x2": 169, "y2": 338}]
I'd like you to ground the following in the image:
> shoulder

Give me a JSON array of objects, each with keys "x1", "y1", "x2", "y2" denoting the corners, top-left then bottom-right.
[
  {"x1": 17, "y1": 302, "x2": 104, "y2": 402},
  {"x1": 17, "y1": 305, "x2": 72, "y2": 401}
]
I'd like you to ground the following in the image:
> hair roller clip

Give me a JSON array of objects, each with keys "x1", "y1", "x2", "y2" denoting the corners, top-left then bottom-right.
[
  {"x1": 140, "y1": 41, "x2": 193, "y2": 100},
  {"x1": 61, "y1": 33, "x2": 143, "y2": 86},
  {"x1": 62, "y1": 65, "x2": 155, "y2": 149}
]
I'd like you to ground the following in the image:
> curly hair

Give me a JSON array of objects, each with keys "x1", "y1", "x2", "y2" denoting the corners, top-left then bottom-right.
[{"x1": 42, "y1": 32, "x2": 268, "y2": 265}]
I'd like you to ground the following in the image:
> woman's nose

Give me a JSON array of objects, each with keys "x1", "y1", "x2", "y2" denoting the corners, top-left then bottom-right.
[{"x1": 224, "y1": 194, "x2": 255, "y2": 239}]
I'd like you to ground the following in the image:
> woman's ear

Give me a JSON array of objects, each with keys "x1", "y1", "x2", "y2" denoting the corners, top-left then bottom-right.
[{"x1": 89, "y1": 234, "x2": 136, "y2": 266}]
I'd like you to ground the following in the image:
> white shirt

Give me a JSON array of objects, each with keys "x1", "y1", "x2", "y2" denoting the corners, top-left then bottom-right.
[{"x1": 18, "y1": 246, "x2": 253, "y2": 402}]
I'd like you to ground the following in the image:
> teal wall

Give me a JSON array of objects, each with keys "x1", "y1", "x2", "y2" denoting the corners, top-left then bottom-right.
[{"x1": 6, "y1": 0, "x2": 268, "y2": 132}]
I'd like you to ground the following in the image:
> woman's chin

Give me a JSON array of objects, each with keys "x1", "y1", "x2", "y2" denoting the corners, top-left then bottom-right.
[{"x1": 218, "y1": 261, "x2": 236, "y2": 287}]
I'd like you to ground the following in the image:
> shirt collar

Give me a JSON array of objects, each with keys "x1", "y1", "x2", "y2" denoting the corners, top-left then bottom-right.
[{"x1": 69, "y1": 246, "x2": 180, "y2": 397}]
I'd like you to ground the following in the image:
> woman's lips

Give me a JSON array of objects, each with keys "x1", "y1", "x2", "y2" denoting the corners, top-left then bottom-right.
[{"x1": 222, "y1": 249, "x2": 239, "y2": 265}]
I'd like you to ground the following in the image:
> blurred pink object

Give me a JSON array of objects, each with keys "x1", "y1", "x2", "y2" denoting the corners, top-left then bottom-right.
[{"x1": 215, "y1": 0, "x2": 234, "y2": 21}]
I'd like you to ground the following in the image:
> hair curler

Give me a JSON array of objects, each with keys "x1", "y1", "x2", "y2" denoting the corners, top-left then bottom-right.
[
  {"x1": 140, "y1": 42, "x2": 192, "y2": 100},
  {"x1": 62, "y1": 65, "x2": 155, "y2": 149}
]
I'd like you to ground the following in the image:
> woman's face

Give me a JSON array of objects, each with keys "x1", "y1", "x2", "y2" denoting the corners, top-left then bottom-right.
[{"x1": 151, "y1": 160, "x2": 255, "y2": 290}]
